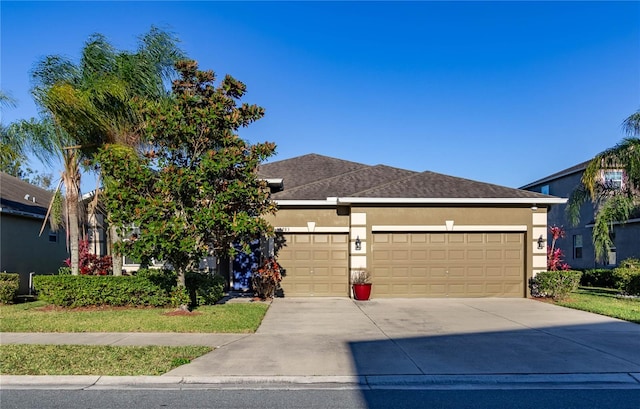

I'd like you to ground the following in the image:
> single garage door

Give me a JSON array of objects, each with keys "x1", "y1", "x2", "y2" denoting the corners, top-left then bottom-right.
[
  {"x1": 372, "y1": 232, "x2": 525, "y2": 298},
  {"x1": 277, "y1": 233, "x2": 349, "y2": 297}
]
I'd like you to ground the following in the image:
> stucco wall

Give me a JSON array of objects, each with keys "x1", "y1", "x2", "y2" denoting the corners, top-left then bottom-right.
[{"x1": 0, "y1": 214, "x2": 68, "y2": 294}]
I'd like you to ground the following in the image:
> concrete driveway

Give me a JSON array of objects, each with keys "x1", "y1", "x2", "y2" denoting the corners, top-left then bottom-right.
[{"x1": 165, "y1": 298, "x2": 640, "y2": 378}]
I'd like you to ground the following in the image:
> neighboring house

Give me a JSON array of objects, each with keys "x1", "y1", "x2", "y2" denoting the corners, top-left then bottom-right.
[
  {"x1": 521, "y1": 161, "x2": 640, "y2": 270},
  {"x1": 0, "y1": 172, "x2": 68, "y2": 294},
  {"x1": 257, "y1": 154, "x2": 565, "y2": 298}
]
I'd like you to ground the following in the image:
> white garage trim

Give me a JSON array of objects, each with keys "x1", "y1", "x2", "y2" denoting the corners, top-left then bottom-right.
[
  {"x1": 275, "y1": 226, "x2": 350, "y2": 233},
  {"x1": 372, "y1": 225, "x2": 527, "y2": 232}
]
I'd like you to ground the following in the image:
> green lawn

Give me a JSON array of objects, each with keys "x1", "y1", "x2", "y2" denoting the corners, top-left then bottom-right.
[
  {"x1": 0, "y1": 300, "x2": 268, "y2": 375},
  {"x1": 0, "y1": 301, "x2": 269, "y2": 333},
  {"x1": 554, "y1": 287, "x2": 640, "y2": 324},
  {"x1": 0, "y1": 344, "x2": 212, "y2": 375}
]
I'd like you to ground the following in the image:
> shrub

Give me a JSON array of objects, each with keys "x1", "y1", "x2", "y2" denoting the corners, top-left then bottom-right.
[
  {"x1": 186, "y1": 272, "x2": 225, "y2": 307},
  {"x1": 613, "y1": 258, "x2": 640, "y2": 296},
  {"x1": 580, "y1": 269, "x2": 616, "y2": 288},
  {"x1": 135, "y1": 269, "x2": 176, "y2": 294},
  {"x1": 529, "y1": 270, "x2": 582, "y2": 301},
  {"x1": 170, "y1": 286, "x2": 191, "y2": 309},
  {"x1": 252, "y1": 257, "x2": 282, "y2": 299},
  {"x1": 0, "y1": 272, "x2": 19, "y2": 304},
  {"x1": 64, "y1": 239, "x2": 112, "y2": 275},
  {"x1": 32, "y1": 275, "x2": 170, "y2": 307},
  {"x1": 627, "y1": 274, "x2": 640, "y2": 296}
]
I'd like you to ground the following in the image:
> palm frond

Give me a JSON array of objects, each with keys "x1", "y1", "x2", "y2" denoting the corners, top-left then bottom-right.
[
  {"x1": 566, "y1": 184, "x2": 589, "y2": 227},
  {"x1": 591, "y1": 195, "x2": 636, "y2": 262},
  {"x1": 622, "y1": 110, "x2": 640, "y2": 136}
]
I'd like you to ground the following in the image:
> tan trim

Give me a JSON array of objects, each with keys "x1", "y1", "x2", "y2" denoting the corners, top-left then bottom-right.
[
  {"x1": 275, "y1": 199, "x2": 338, "y2": 206},
  {"x1": 339, "y1": 197, "x2": 567, "y2": 205},
  {"x1": 372, "y1": 224, "x2": 527, "y2": 232},
  {"x1": 274, "y1": 226, "x2": 349, "y2": 233}
]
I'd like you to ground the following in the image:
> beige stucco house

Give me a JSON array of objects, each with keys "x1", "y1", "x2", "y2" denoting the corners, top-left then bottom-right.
[
  {"x1": 258, "y1": 154, "x2": 566, "y2": 298},
  {"x1": 0, "y1": 172, "x2": 68, "y2": 294}
]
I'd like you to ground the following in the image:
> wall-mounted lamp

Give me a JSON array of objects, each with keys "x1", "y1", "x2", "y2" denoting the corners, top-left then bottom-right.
[
  {"x1": 531, "y1": 204, "x2": 538, "y2": 211},
  {"x1": 537, "y1": 235, "x2": 546, "y2": 250},
  {"x1": 355, "y1": 236, "x2": 362, "y2": 251}
]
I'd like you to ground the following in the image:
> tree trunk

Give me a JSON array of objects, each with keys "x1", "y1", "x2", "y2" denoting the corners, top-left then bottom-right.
[
  {"x1": 66, "y1": 180, "x2": 80, "y2": 276},
  {"x1": 109, "y1": 224, "x2": 123, "y2": 276}
]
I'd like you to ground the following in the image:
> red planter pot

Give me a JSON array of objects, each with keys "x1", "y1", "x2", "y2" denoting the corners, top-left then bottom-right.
[{"x1": 352, "y1": 283, "x2": 372, "y2": 301}]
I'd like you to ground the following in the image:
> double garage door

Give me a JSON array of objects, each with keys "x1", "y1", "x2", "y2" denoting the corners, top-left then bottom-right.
[
  {"x1": 372, "y1": 232, "x2": 525, "y2": 298},
  {"x1": 277, "y1": 232, "x2": 525, "y2": 298}
]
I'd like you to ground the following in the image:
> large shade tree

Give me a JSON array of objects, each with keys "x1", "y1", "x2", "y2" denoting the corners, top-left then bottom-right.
[
  {"x1": 98, "y1": 60, "x2": 277, "y2": 298},
  {"x1": 568, "y1": 110, "x2": 640, "y2": 262},
  {"x1": 10, "y1": 28, "x2": 184, "y2": 275}
]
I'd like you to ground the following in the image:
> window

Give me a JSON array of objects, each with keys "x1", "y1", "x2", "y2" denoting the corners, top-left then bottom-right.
[
  {"x1": 48, "y1": 231, "x2": 58, "y2": 243},
  {"x1": 540, "y1": 185, "x2": 550, "y2": 195},
  {"x1": 573, "y1": 235, "x2": 583, "y2": 259},
  {"x1": 604, "y1": 170, "x2": 623, "y2": 189},
  {"x1": 607, "y1": 247, "x2": 617, "y2": 266}
]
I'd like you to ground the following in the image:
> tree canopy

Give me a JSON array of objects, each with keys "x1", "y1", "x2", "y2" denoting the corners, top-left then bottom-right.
[
  {"x1": 98, "y1": 60, "x2": 277, "y2": 288},
  {"x1": 8, "y1": 27, "x2": 184, "y2": 275}
]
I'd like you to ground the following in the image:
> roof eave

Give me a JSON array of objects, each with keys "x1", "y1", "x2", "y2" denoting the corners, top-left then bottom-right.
[
  {"x1": 338, "y1": 197, "x2": 567, "y2": 205},
  {"x1": 275, "y1": 197, "x2": 567, "y2": 206}
]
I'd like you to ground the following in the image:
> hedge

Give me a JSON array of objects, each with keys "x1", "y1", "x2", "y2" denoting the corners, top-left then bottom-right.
[
  {"x1": 136, "y1": 269, "x2": 226, "y2": 307},
  {"x1": 580, "y1": 269, "x2": 616, "y2": 288},
  {"x1": 32, "y1": 270, "x2": 227, "y2": 308},
  {"x1": 529, "y1": 270, "x2": 582, "y2": 301},
  {"x1": 32, "y1": 275, "x2": 170, "y2": 307},
  {"x1": 0, "y1": 272, "x2": 19, "y2": 304}
]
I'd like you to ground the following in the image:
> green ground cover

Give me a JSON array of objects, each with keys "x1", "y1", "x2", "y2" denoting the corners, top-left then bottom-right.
[
  {"x1": 554, "y1": 287, "x2": 640, "y2": 324},
  {"x1": 0, "y1": 345, "x2": 212, "y2": 375},
  {"x1": 0, "y1": 301, "x2": 269, "y2": 333}
]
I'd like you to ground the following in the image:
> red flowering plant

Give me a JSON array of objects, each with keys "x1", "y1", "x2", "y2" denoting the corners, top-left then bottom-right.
[
  {"x1": 547, "y1": 225, "x2": 570, "y2": 271},
  {"x1": 64, "y1": 239, "x2": 112, "y2": 275},
  {"x1": 252, "y1": 257, "x2": 283, "y2": 299}
]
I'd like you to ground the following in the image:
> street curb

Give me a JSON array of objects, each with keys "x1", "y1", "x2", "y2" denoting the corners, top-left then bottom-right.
[{"x1": 2, "y1": 373, "x2": 640, "y2": 390}]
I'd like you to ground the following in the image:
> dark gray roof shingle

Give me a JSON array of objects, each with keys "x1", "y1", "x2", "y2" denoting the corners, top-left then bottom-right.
[
  {"x1": 259, "y1": 154, "x2": 554, "y2": 201},
  {"x1": 0, "y1": 172, "x2": 55, "y2": 218}
]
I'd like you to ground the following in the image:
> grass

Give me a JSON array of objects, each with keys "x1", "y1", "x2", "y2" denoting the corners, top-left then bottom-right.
[
  {"x1": 0, "y1": 344, "x2": 212, "y2": 375},
  {"x1": 0, "y1": 301, "x2": 269, "y2": 333},
  {"x1": 553, "y1": 287, "x2": 640, "y2": 324},
  {"x1": 0, "y1": 300, "x2": 267, "y2": 375}
]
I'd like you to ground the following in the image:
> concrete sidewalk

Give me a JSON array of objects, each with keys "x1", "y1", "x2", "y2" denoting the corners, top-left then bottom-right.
[{"x1": 2, "y1": 298, "x2": 640, "y2": 389}]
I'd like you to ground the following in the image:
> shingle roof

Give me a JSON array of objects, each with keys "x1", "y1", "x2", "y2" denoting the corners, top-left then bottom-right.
[
  {"x1": 0, "y1": 172, "x2": 55, "y2": 218},
  {"x1": 520, "y1": 160, "x2": 589, "y2": 189},
  {"x1": 258, "y1": 154, "x2": 554, "y2": 201}
]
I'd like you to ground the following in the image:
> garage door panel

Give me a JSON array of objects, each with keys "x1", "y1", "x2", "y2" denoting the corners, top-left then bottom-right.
[
  {"x1": 278, "y1": 233, "x2": 348, "y2": 297},
  {"x1": 372, "y1": 232, "x2": 524, "y2": 298}
]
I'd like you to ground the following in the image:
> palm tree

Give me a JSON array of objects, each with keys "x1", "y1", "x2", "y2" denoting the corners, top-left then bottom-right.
[
  {"x1": 7, "y1": 118, "x2": 82, "y2": 273},
  {"x1": 567, "y1": 110, "x2": 640, "y2": 262},
  {"x1": 16, "y1": 27, "x2": 184, "y2": 275},
  {"x1": 0, "y1": 90, "x2": 23, "y2": 175}
]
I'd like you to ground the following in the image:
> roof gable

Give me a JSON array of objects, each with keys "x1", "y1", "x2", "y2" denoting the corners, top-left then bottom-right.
[{"x1": 258, "y1": 153, "x2": 368, "y2": 190}]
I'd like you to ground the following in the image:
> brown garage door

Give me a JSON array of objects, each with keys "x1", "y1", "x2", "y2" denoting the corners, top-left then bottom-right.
[
  {"x1": 372, "y1": 232, "x2": 524, "y2": 298},
  {"x1": 277, "y1": 233, "x2": 349, "y2": 297}
]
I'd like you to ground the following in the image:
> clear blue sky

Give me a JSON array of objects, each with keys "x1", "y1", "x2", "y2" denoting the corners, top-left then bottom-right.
[{"x1": 2, "y1": 1, "x2": 639, "y2": 191}]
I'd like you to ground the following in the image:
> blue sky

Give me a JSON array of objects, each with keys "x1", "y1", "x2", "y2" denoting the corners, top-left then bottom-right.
[{"x1": 2, "y1": 1, "x2": 639, "y2": 191}]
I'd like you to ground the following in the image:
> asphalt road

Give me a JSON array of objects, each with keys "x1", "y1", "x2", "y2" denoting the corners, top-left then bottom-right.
[{"x1": 3, "y1": 388, "x2": 640, "y2": 409}]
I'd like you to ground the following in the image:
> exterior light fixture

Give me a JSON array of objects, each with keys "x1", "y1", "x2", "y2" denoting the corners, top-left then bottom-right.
[
  {"x1": 355, "y1": 236, "x2": 362, "y2": 251},
  {"x1": 531, "y1": 204, "x2": 538, "y2": 211},
  {"x1": 537, "y1": 235, "x2": 546, "y2": 250}
]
